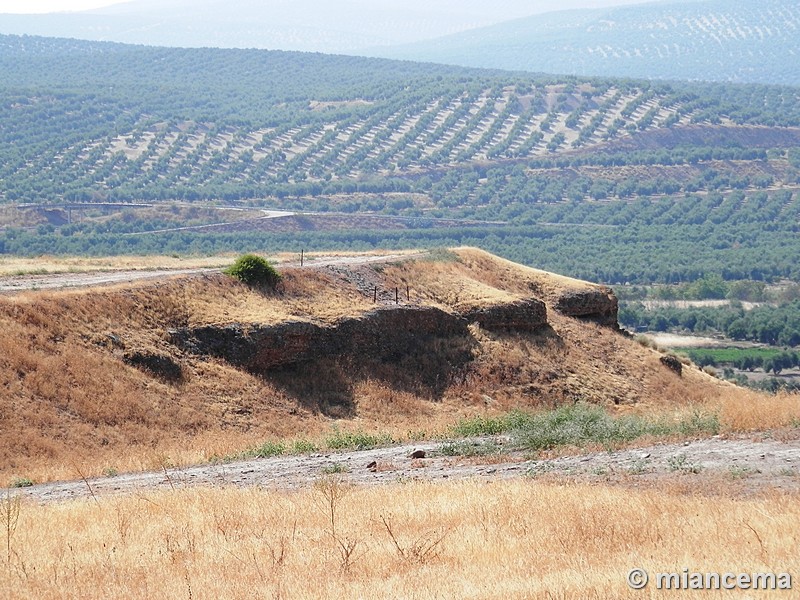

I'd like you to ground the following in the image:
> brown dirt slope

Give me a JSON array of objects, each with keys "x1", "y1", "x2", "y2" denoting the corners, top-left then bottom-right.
[{"x1": 0, "y1": 248, "x2": 726, "y2": 484}]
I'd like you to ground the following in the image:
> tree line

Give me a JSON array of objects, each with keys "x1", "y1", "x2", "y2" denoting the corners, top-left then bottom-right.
[{"x1": 620, "y1": 301, "x2": 800, "y2": 346}]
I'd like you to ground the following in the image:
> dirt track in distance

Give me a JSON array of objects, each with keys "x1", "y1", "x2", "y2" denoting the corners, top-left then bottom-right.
[
  {"x1": 0, "y1": 252, "x2": 422, "y2": 293},
  {"x1": 16, "y1": 433, "x2": 800, "y2": 504}
]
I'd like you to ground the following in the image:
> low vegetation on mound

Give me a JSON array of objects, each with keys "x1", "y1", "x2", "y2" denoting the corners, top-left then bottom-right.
[
  {"x1": 0, "y1": 248, "x2": 789, "y2": 485},
  {"x1": 223, "y1": 253, "x2": 281, "y2": 288}
]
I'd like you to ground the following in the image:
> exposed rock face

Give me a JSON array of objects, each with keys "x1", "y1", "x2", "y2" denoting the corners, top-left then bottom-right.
[
  {"x1": 660, "y1": 354, "x2": 683, "y2": 376},
  {"x1": 554, "y1": 288, "x2": 618, "y2": 327},
  {"x1": 462, "y1": 298, "x2": 547, "y2": 332},
  {"x1": 171, "y1": 306, "x2": 470, "y2": 372},
  {"x1": 122, "y1": 350, "x2": 183, "y2": 382},
  {"x1": 171, "y1": 290, "x2": 619, "y2": 375}
]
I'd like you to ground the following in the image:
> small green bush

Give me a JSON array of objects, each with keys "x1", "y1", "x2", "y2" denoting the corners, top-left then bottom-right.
[
  {"x1": 10, "y1": 477, "x2": 34, "y2": 488},
  {"x1": 320, "y1": 463, "x2": 349, "y2": 475},
  {"x1": 247, "y1": 441, "x2": 286, "y2": 459},
  {"x1": 325, "y1": 428, "x2": 393, "y2": 451},
  {"x1": 450, "y1": 410, "x2": 530, "y2": 437},
  {"x1": 438, "y1": 440, "x2": 500, "y2": 457},
  {"x1": 224, "y1": 254, "x2": 281, "y2": 288},
  {"x1": 226, "y1": 440, "x2": 287, "y2": 462},
  {"x1": 292, "y1": 439, "x2": 319, "y2": 454}
]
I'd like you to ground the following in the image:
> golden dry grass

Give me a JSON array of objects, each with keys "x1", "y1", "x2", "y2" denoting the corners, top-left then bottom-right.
[
  {"x1": 0, "y1": 254, "x2": 236, "y2": 276},
  {"x1": 707, "y1": 389, "x2": 800, "y2": 433},
  {"x1": 0, "y1": 248, "x2": 422, "y2": 277},
  {"x1": 2, "y1": 479, "x2": 798, "y2": 599},
  {"x1": 378, "y1": 247, "x2": 597, "y2": 313}
]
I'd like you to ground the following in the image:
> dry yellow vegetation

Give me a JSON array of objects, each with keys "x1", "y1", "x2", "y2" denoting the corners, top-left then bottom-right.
[
  {"x1": 0, "y1": 254, "x2": 233, "y2": 277},
  {"x1": 0, "y1": 248, "x2": 410, "y2": 277},
  {"x1": 2, "y1": 479, "x2": 797, "y2": 599}
]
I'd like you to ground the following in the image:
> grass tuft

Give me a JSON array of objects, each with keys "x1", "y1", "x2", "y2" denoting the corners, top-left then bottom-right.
[
  {"x1": 292, "y1": 439, "x2": 320, "y2": 454},
  {"x1": 320, "y1": 463, "x2": 349, "y2": 475},
  {"x1": 325, "y1": 428, "x2": 393, "y2": 451},
  {"x1": 450, "y1": 411, "x2": 530, "y2": 437},
  {"x1": 232, "y1": 440, "x2": 287, "y2": 461},
  {"x1": 9, "y1": 477, "x2": 34, "y2": 488},
  {"x1": 438, "y1": 440, "x2": 500, "y2": 457}
]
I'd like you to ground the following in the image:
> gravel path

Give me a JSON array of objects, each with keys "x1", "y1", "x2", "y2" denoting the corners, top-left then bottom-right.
[
  {"x1": 0, "y1": 268, "x2": 212, "y2": 292},
  {"x1": 0, "y1": 252, "x2": 423, "y2": 294},
  {"x1": 15, "y1": 434, "x2": 800, "y2": 503}
]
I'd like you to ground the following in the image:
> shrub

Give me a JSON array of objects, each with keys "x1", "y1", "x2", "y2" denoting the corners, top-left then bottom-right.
[
  {"x1": 226, "y1": 440, "x2": 286, "y2": 462},
  {"x1": 320, "y1": 463, "x2": 349, "y2": 475},
  {"x1": 325, "y1": 428, "x2": 393, "y2": 450},
  {"x1": 10, "y1": 477, "x2": 34, "y2": 488},
  {"x1": 292, "y1": 439, "x2": 319, "y2": 453},
  {"x1": 245, "y1": 441, "x2": 286, "y2": 459},
  {"x1": 224, "y1": 254, "x2": 281, "y2": 288},
  {"x1": 506, "y1": 403, "x2": 718, "y2": 452},
  {"x1": 438, "y1": 440, "x2": 500, "y2": 457},
  {"x1": 450, "y1": 411, "x2": 530, "y2": 437}
]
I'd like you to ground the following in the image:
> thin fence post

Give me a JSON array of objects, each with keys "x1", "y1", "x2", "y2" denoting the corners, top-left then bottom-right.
[
  {"x1": 300, "y1": 249, "x2": 304, "y2": 266},
  {"x1": 406, "y1": 284, "x2": 410, "y2": 301},
  {"x1": 395, "y1": 287, "x2": 399, "y2": 304},
  {"x1": 374, "y1": 286, "x2": 377, "y2": 303}
]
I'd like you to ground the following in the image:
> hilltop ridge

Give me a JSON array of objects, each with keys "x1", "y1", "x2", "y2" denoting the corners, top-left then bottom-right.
[
  {"x1": 0, "y1": 248, "x2": 727, "y2": 485},
  {"x1": 375, "y1": 0, "x2": 800, "y2": 85}
]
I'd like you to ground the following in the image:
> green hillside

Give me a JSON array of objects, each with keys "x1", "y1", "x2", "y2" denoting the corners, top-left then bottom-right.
[
  {"x1": 2, "y1": 35, "x2": 800, "y2": 285},
  {"x1": 374, "y1": 0, "x2": 800, "y2": 86},
  {"x1": 3, "y1": 34, "x2": 800, "y2": 205}
]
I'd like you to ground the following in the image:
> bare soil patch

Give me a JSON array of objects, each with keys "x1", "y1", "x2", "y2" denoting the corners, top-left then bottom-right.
[{"x1": 16, "y1": 433, "x2": 800, "y2": 504}]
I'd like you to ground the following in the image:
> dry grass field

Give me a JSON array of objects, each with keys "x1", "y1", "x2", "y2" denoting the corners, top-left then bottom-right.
[
  {"x1": 2, "y1": 479, "x2": 798, "y2": 599},
  {"x1": 0, "y1": 254, "x2": 234, "y2": 277},
  {"x1": 1, "y1": 248, "x2": 798, "y2": 598}
]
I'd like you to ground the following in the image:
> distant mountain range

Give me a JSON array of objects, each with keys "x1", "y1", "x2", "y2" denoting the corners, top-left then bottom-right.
[
  {"x1": 0, "y1": 0, "x2": 649, "y2": 54},
  {"x1": 373, "y1": 0, "x2": 800, "y2": 85},
  {"x1": 0, "y1": 0, "x2": 797, "y2": 85}
]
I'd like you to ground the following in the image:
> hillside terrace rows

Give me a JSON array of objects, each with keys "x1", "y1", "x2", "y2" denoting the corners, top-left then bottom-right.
[{"x1": 37, "y1": 84, "x2": 708, "y2": 190}]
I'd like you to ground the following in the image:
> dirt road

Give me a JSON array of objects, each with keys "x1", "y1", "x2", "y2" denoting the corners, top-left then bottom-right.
[
  {"x1": 0, "y1": 268, "x2": 213, "y2": 293},
  {"x1": 16, "y1": 434, "x2": 800, "y2": 504},
  {"x1": 0, "y1": 252, "x2": 422, "y2": 293}
]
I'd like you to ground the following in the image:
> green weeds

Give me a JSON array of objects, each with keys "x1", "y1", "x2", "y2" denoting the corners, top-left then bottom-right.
[
  {"x1": 448, "y1": 403, "x2": 719, "y2": 455},
  {"x1": 438, "y1": 440, "x2": 500, "y2": 457},
  {"x1": 9, "y1": 477, "x2": 34, "y2": 489},
  {"x1": 325, "y1": 428, "x2": 393, "y2": 451}
]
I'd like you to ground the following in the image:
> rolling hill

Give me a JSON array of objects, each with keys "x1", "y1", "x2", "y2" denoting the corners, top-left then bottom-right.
[
  {"x1": 3, "y1": 33, "x2": 799, "y2": 206},
  {"x1": 2, "y1": 35, "x2": 800, "y2": 285},
  {"x1": 373, "y1": 0, "x2": 800, "y2": 86},
  {"x1": 0, "y1": 0, "x2": 661, "y2": 54},
  {"x1": 0, "y1": 247, "x2": 728, "y2": 484}
]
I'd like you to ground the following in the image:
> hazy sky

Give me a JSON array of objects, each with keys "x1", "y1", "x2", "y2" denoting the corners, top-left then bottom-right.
[
  {"x1": 0, "y1": 0, "x2": 663, "y2": 15},
  {"x1": 0, "y1": 1, "x2": 127, "y2": 13}
]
